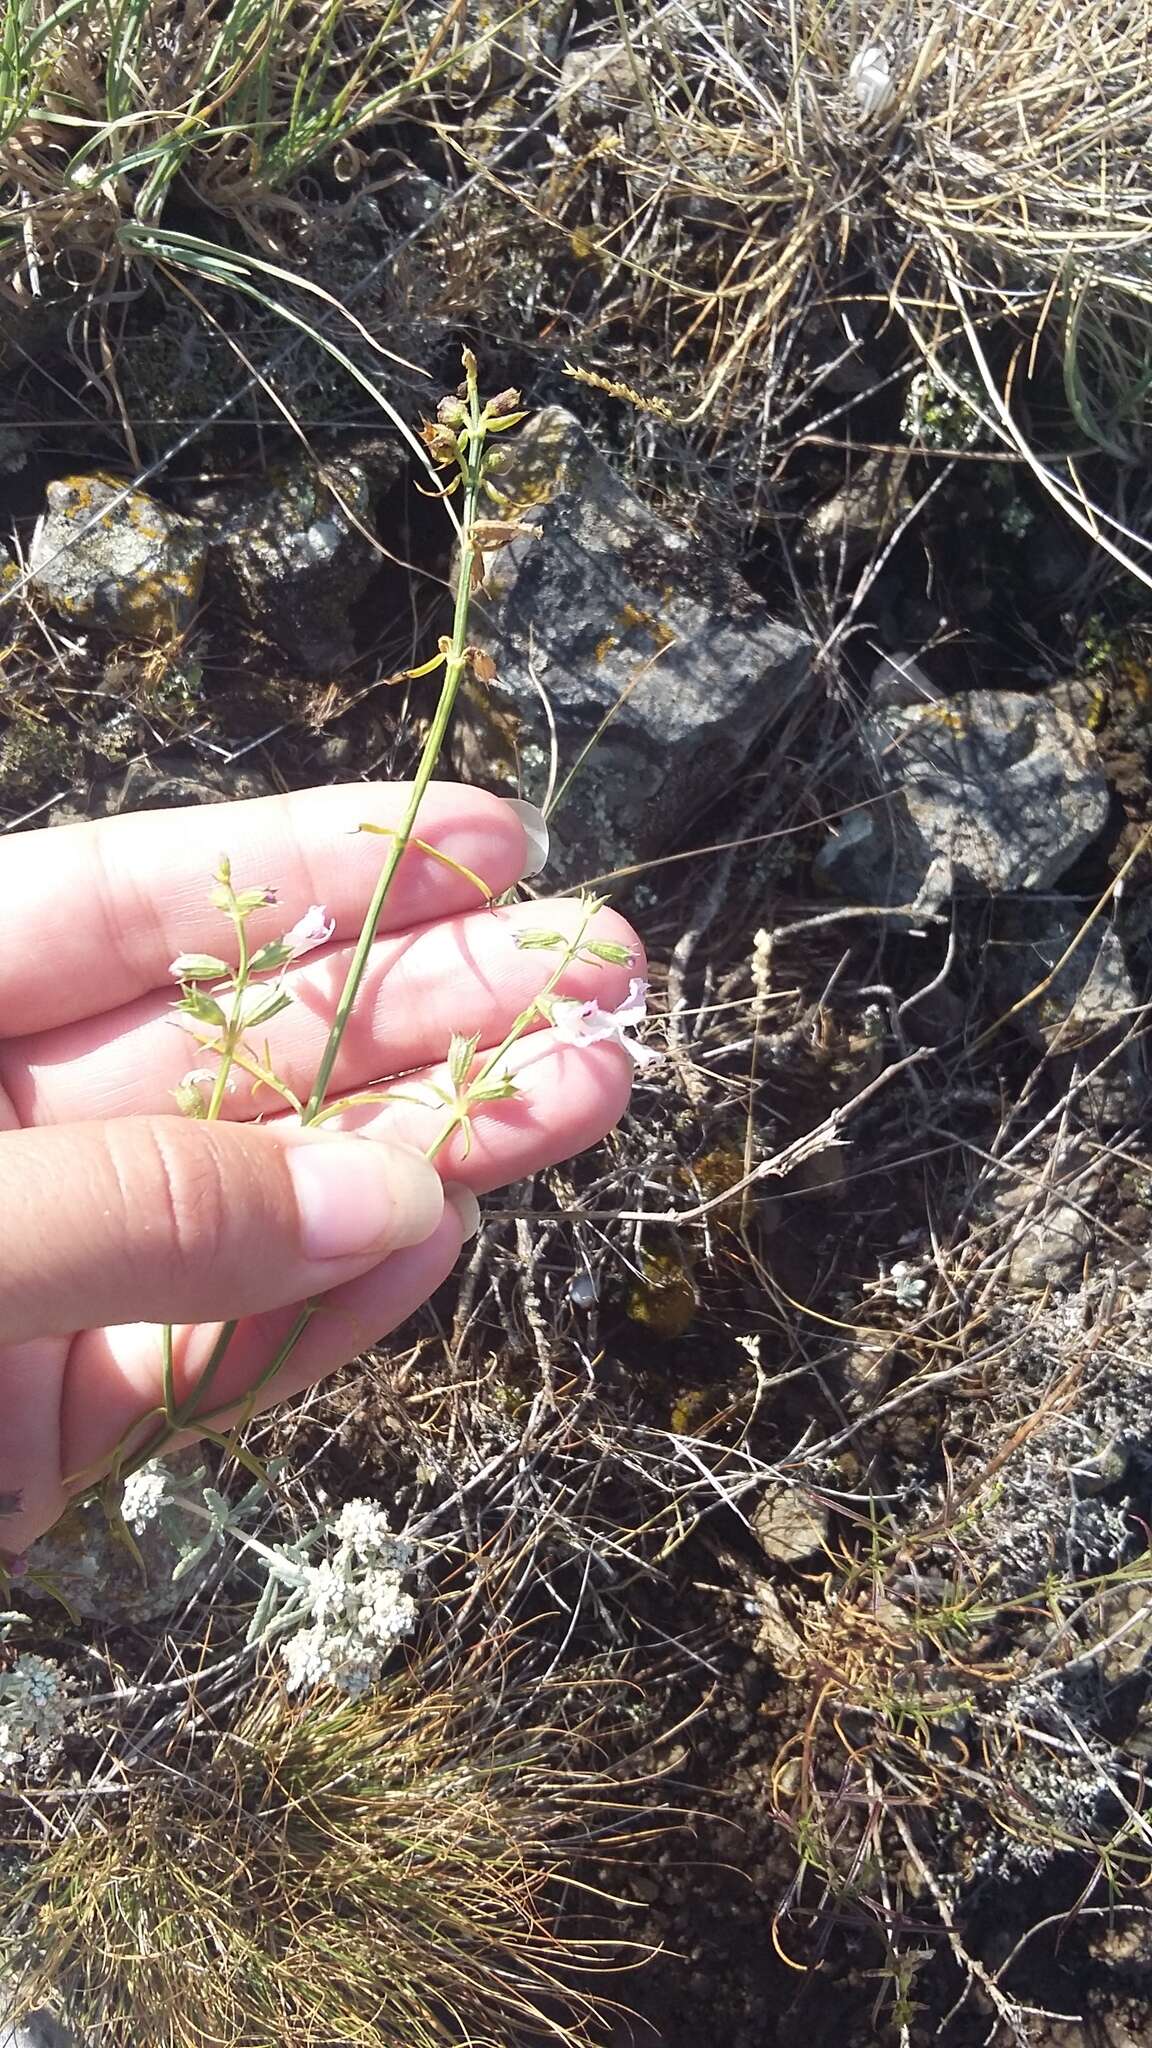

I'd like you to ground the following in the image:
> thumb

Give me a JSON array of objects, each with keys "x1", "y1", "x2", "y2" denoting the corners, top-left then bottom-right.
[{"x1": 0, "y1": 1117, "x2": 449, "y2": 1343}]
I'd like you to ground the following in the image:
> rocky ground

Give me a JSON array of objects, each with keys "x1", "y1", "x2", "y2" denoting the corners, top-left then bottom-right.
[{"x1": 4, "y1": 4, "x2": 1152, "y2": 2044}]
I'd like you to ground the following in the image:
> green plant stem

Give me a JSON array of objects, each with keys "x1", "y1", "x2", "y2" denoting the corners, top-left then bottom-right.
[
  {"x1": 207, "y1": 912, "x2": 251, "y2": 1121},
  {"x1": 79, "y1": 362, "x2": 499, "y2": 1520},
  {"x1": 301, "y1": 403, "x2": 485, "y2": 1125},
  {"x1": 161, "y1": 1323, "x2": 176, "y2": 1423}
]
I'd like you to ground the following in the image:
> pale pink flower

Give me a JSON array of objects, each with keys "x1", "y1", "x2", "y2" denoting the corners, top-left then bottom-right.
[
  {"x1": 283, "y1": 904, "x2": 335, "y2": 958},
  {"x1": 551, "y1": 977, "x2": 658, "y2": 1066}
]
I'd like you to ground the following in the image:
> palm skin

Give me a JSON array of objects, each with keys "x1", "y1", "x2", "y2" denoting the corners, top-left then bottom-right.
[{"x1": 0, "y1": 782, "x2": 640, "y2": 1552}]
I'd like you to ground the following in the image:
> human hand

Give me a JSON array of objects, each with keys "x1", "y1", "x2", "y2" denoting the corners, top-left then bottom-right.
[{"x1": 0, "y1": 782, "x2": 642, "y2": 1553}]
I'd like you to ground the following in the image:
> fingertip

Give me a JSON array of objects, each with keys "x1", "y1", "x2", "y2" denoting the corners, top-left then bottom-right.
[
  {"x1": 402, "y1": 781, "x2": 530, "y2": 897},
  {"x1": 443, "y1": 1181, "x2": 481, "y2": 1240}
]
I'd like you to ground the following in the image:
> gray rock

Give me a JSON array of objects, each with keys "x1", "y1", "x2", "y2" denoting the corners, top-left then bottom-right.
[
  {"x1": 1065, "y1": 1579, "x2": 1152, "y2": 1692},
  {"x1": 993, "y1": 1149, "x2": 1099, "y2": 1291},
  {"x1": 841, "y1": 1330, "x2": 897, "y2": 1411},
  {"x1": 1045, "y1": 674, "x2": 1107, "y2": 730},
  {"x1": 25, "y1": 1449, "x2": 213, "y2": 1624},
  {"x1": 48, "y1": 754, "x2": 272, "y2": 825},
  {"x1": 985, "y1": 901, "x2": 1145, "y2": 1129},
  {"x1": 802, "y1": 452, "x2": 914, "y2": 568},
  {"x1": 556, "y1": 44, "x2": 639, "y2": 133},
  {"x1": 190, "y1": 444, "x2": 402, "y2": 675},
  {"x1": 752, "y1": 1584, "x2": 805, "y2": 1672},
  {"x1": 0, "y1": 2002, "x2": 79, "y2": 2048},
  {"x1": 29, "y1": 474, "x2": 206, "y2": 640},
  {"x1": 753, "y1": 1486, "x2": 828, "y2": 1564},
  {"x1": 1021, "y1": 516, "x2": 1083, "y2": 597},
  {"x1": 406, "y1": 0, "x2": 570, "y2": 93},
  {"x1": 454, "y1": 407, "x2": 812, "y2": 884},
  {"x1": 0, "y1": 425, "x2": 35, "y2": 474},
  {"x1": 869, "y1": 647, "x2": 944, "y2": 711},
  {"x1": 1005, "y1": 1191, "x2": 1093, "y2": 1291},
  {"x1": 816, "y1": 691, "x2": 1110, "y2": 911},
  {"x1": 987, "y1": 902, "x2": 1136, "y2": 1053}
]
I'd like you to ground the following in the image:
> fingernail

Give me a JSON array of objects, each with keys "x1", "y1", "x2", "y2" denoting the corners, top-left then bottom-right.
[
  {"x1": 444, "y1": 1181, "x2": 481, "y2": 1240},
  {"x1": 288, "y1": 1135, "x2": 444, "y2": 1263},
  {"x1": 505, "y1": 797, "x2": 550, "y2": 878}
]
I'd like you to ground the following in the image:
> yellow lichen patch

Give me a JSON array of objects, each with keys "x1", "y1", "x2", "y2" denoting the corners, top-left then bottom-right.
[
  {"x1": 594, "y1": 632, "x2": 616, "y2": 663},
  {"x1": 669, "y1": 1385, "x2": 718, "y2": 1434},
  {"x1": 912, "y1": 702, "x2": 967, "y2": 734},
  {"x1": 614, "y1": 601, "x2": 675, "y2": 652},
  {"x1": 626, "y1": 1245, "x2": 697, "y2": 1338},
  {"x1": 569, "y1": 227, "x2": 600, "y2": 262},
  {"x1": 682, "y1": 1143, "x2": 750, "y2": 1229},
  {"x1": 1081, "y1": 680, "x2": 1108, "y2": 730}
]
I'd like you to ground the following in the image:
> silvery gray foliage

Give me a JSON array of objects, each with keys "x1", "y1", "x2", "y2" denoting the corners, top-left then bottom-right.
[
  {"x1": 121, "y1": 1466, "x2": 419, "y2": 1696},
  {"x1": 247, "y1": 1499, "x2": 418, "y2": 1697},
  {"x1": 119, "y1": 1458, "x2": 271, "y2": 1584}
]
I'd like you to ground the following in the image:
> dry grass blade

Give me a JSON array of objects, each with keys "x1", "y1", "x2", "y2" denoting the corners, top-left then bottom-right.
[{"x1": 8, "y1": 1660, "x2": 641, "y2": 2048}]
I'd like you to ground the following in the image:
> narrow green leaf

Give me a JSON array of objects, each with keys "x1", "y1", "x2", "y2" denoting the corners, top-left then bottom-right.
[{"x1": 467, "y1": 1076, "x2": 520, "y2": 1105}]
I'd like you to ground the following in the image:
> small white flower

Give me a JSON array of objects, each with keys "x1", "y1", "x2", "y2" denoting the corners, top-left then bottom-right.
[
  {"x1": 282, "y1": 904, "x2": 335, "y2": 958},
  {"x1": 119, "y1": 1462, "x2": 173, "y2": 1534},
  {"x1": 551, "y1": 976, "x2": 659, "y2": 1066},
  {"x1": 276, "y1": 1497, "x2": 418, "y2": 1697},
  {"x1": 0, "y1": 1654, "x2": 72, "y2": 1780}
]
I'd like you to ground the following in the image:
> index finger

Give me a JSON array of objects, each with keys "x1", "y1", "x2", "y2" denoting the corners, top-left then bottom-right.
[{"x1": 0, "y1": 781, "x2": 533, "y2": 1036}]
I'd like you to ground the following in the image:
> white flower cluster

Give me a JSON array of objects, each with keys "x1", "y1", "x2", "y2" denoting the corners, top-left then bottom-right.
[
  {"x1": 119, "y1": 1461, "x2": 173, "y2": 1533},
  {"x1": 0, "y1": 1655, "x2": 72, "y2": 1780},
  {"x1": 279, "y1": 1500, "x2": 417, "y2": 1698}
]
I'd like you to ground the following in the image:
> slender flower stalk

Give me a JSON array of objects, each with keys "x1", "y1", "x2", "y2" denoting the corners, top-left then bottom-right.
[
  {"x1": 302, "y1": 354, "x2": 528, "y2": 1124},
  {"x1": 76, "y1": 354, "x2": 534, "y2": 1516}
]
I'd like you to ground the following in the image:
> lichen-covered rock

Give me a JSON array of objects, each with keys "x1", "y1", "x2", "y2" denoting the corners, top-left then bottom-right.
[
  {"x1": 48, "y1": 754, "x2": 272, "y2": 827},
  {"x1": 28, "y1": 474, "x2": 206, "y2": 638},
  {"x1": 817, "y1": 691, "x2": 1110, "y2": 911},
  {"x1": 556, "y1": 44, "x2": 642, "y2": 135},
  {"x1": 0, "y1": 1998, "x2": 79, "y2": 2048},
  {"x1": 190, "y1": 444, "x2": 400, "y2": 675},
  {"x1": 869, "y1": 646, "x2": 944, "y2": 711},
  {"x1": 454, "y1": 407, "x2": 812, "y2": 884}
]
